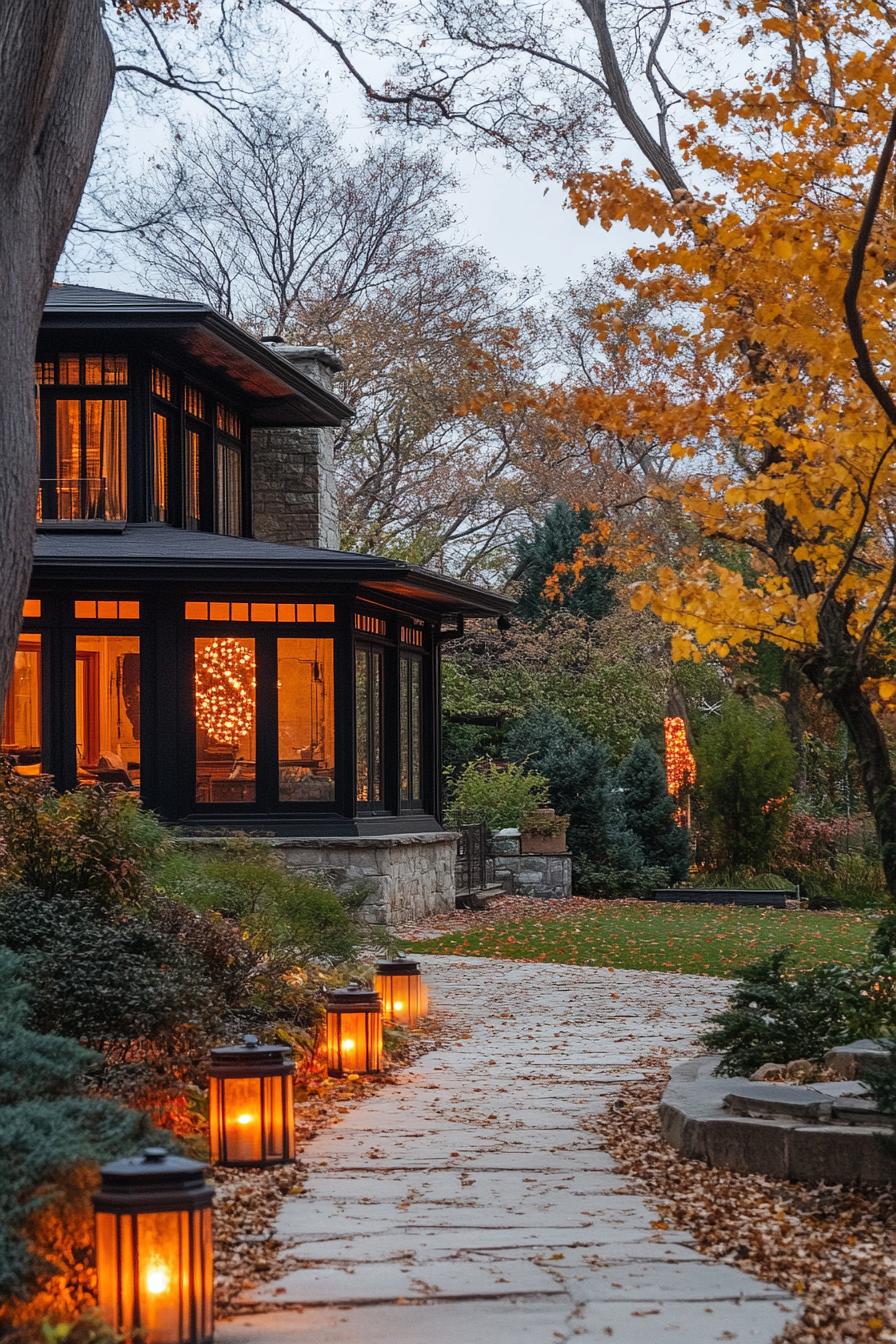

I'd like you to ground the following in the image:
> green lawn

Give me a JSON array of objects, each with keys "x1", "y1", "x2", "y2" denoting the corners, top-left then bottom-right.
[{"x1": 407, "y1": 901, "x2": 883, "y2": 977}]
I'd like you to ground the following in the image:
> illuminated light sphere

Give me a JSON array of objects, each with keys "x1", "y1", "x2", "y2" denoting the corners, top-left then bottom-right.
[
  {"x1": 194, "y1": 638, "x2": 255, "y2": 745},
  {"x1": 93, "y1": 1147, "x2": 213, "y2": 1344},
  {"x1": 326, "y1": 983, "x2": 383, "y2": 1076},
  {"x1": 208, "y1": 1035, "x2": 295, "y2": 1167},
  {"x1": 374, "y1": 956, "x2": 427, "y2": 1027}
]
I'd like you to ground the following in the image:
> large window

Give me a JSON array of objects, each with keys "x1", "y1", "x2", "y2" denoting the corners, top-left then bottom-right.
[
  {"x1": 1, "y1": 636, "x2": 41, "y2": 775},
  {"x1": 75, "y1": 635, "x2": 141, "y2": 789},
  {"x1": 278, "y1": 639, "x2": 335, "y2": 802},
  {"x1": 355, "y1": 645, "x2": 384, "y2": 805},
  {"x1": 400, "y1": 654, "x2": 423, "y2": 807},
  {"x1": 36, "y1": 355, "x2": 128, "y2": 521},
  {"x1": 194, "y1": 637, "x2": 256, "y2": 803}
]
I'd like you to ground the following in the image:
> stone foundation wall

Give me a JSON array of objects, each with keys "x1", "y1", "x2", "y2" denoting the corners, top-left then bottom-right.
[
  {"x1": 179, "y1": 832, "x2": 459, "y2": 927},
  {"x1": 493, "y1": 853, "x2": 572, "y2": 899}
]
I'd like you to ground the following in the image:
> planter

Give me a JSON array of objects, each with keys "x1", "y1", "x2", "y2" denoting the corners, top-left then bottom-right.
[{"x1": 521, "y1": 829, "x2": 568, "y2": 855}]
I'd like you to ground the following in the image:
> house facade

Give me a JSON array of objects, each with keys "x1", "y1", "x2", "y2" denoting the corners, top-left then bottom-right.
[{"x1": 3, "y1": 284, "x2": 511, "y2": 922}]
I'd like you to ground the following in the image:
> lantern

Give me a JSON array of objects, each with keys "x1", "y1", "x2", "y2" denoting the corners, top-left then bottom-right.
[
  {"x1": 208, "y1": 1034, "x2": 295, "y2": 1167},
  {"x1": 325, "y1": 983, "x2": 383, "y2": 1076},
  {"x1": 374, "y1": 956, "x2": 427, "y2": 1027},
  {"x1": 93, "y1": 1147, "x2": 213, "y2": 1344}
]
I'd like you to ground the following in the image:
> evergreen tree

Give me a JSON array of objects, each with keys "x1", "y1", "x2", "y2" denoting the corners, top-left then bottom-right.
[
  {"x1": 696, "y1": 697, "x2": 797, "y2": 871},
  {"x1": 504, "y1": 708, "x2": 645, "y2": 894},
  {"x1": 618, "y1": 738, "x2": 690, "y2": 883},
  {"x1": 0, "y1": 948, "x2": 155, "y2": 1316},
  {"x1": 513, "y1": 501, "x2": 614, "y2": 622}
]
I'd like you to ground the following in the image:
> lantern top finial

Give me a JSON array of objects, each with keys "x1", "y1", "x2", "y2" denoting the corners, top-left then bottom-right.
[{"x1": 376, "y1": 956, "x2": 422, "y2": 976}]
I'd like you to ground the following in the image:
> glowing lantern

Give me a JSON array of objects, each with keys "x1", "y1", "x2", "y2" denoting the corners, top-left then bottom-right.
[
  {"x1": 374, "y1": 956, "x2": 427, "y2": 1027},
  {"x1": 93, "y1": 1147, "x2": 213, "y2": 1344},
  {"x1": 208, "y1": 1035, "x2": 295, "y2": 1167},
  {"x1": 325, "y1": 983, "x2": 383, "y2": 1076}
]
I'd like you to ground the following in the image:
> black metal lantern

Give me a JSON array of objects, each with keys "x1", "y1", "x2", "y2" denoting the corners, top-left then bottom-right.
[
  {"x1": 208, "y1": 1034, "x2": 295, "y2": 1167},
  {"x1": 325, "y1": 983, "x2": 383, "y2": 1076},
  {"x1": 93, "y1": 1147, "x2": 213, "y2": 1344},
  {"x1": 374, "y1": 956, "x2": 427, "y2": 1027}
]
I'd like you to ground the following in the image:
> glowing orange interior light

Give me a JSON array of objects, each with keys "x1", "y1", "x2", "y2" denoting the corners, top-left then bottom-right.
[
  {"x1": 145, "y1": 1264, "x2": 171, "y2": 1296},
  {"x1": 374, "y1": 957, "x2": 426, "y2": 1028},
  {"x1": 325, "y1": 985, "x2": 383, "y2": 1077}
]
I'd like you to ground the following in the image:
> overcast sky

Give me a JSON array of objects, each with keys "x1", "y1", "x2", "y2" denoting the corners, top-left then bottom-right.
[{"x1": 64, "y1": 11, "x2": 640, "y2": 299}]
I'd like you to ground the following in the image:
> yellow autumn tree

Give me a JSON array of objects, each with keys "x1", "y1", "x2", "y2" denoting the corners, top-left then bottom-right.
[{"x1": 544, "y1": 0, "x2": 896, "y2": 892}]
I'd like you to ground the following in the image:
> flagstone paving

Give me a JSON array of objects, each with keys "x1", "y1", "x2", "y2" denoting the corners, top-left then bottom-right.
[{"x1": 219, "y1": 957, "x2": 798, "y2": 1343}]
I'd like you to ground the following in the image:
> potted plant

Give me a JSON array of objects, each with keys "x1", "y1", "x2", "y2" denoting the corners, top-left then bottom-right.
[{"x1": 521, "y1": 805, "x2": 569, "y2": 855}]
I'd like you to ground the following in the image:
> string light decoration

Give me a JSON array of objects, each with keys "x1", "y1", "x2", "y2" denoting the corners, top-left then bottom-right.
[
  {"x1": 195, "y1": 639, "x2": 255, "y2": 745},
  {"x1": 664, "y1": 716, "x2": 696, "y2": 825}
]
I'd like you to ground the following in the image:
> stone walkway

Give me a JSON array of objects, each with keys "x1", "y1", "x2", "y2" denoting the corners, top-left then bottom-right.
[{"x1": 219, "y1": 957, "x2": 798, "y2": 1343}]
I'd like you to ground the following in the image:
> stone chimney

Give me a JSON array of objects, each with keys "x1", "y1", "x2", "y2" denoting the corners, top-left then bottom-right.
[{"x1": 251, "y1": 343, "x2": 343, "y2": 550}]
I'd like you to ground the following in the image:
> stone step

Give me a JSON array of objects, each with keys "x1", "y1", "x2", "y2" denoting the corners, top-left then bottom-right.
[{"x1": 455, "y1": 882, "x2": 505, "y2": 911}]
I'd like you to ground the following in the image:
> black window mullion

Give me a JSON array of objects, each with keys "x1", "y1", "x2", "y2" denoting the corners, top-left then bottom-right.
[{"x1": 255, "y1": 634, "x2": 278, "y2": 810}]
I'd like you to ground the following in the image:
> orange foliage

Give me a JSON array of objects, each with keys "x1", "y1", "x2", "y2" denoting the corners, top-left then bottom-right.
[{"x1": 556, "y1": 0, "x2": 896, "y2": 706}]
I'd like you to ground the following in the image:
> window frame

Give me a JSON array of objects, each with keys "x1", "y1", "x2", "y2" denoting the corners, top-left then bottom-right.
[{"x1": 183, "y1": 607, "x2": 341, "y2": 817}]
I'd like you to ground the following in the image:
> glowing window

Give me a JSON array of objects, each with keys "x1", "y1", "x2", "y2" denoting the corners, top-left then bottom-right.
[
  {"x1": 151, "y1": 367, "x2": 173, "y2": 401},
  {"x1": 1, "y1": 635, "x2": 41, "y2": 775},
  {"x1": 354, "y1": 613, "x2": 387, "y2": 638},
  {"x1": 22, "y1": 600, "x2": 41, "y2": 619},
  {"x1": 184, "y1": 601, "x2": 334, "y2": 623},
  {"x1": 184, "y1": 385, "x2": 206, "y2": 420},
  {"x1": 75, "y1": 600, "x2": 140, "y2": 620},
  {"x1": 194, "y1": 637, "x2": 256, "y2": 804},
  {"x1": 76, "y1": 634, "x2": 140, "y2": 789},
  {"x1": 278, "y1": 639, "x2": 335, "y2": 803}
]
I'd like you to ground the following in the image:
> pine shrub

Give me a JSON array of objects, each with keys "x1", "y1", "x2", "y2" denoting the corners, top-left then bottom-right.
[
  {"x1": 504, "y1": 708, "x2": 647, "y2": 895},
  {"x1": 618, "y1": 738, "x2": 690, "y2": 883}
]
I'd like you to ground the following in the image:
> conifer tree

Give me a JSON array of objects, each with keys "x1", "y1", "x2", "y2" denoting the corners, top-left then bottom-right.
[
  {"x1": 513, "y1": 502, "x2": 614, "y2": 623},
  {"x1": 618, "y1": 738, "x2": 689, "y2": 884},
  {"x1": 505, "y1": 708, "x2": 644, "y2": 894}
]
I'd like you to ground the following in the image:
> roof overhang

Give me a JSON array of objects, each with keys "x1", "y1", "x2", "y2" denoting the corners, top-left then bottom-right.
[{"x1": 40, "y1": 306, "x2": 352, "y2": 429}]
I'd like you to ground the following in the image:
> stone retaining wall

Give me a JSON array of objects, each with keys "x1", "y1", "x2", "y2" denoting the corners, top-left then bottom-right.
[
  {"x1": 178, "y1": 832, "x2": 459, "y2": 927},
  {"x1": 493, "y1": 852, "x2": 572, "y2": 899}
]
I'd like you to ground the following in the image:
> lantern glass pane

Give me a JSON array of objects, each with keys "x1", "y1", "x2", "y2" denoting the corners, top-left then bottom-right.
[
  {"x1": 220, "y1": 1075, "x2": 264, "y2": 1164},
  {"x1": 375, "y1": 972, "x2": 423, "y2": 1027},
  {"x1": 327, "y1": 1006, "x2": 383, "y2": 1075}
]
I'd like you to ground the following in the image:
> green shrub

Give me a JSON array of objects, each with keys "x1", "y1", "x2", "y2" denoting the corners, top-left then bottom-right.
[
  {"x1": 701, "y1": 948, "x2": 856, "y2": 1075},
  {"x1": 513, "y1": 501, "x2": 615, "y2": 623},
  {"x1": 0, "y1": 886, "x2": 223, "y2": 1047},
  {"x1": 444, "y1": 760, "x2": 550, "y2": 832},
  {"x1": 618, "y1": 739, "x2": 690, "y2": 883},
  {"x1": 696, "y1": 697, "x2": 796, "y2": 870},
  {"x1": 0, "y1": 761, "x2": 169, "y2": 910},
  {"x1": 161, "y1": 838, "x2": 377, "y2": 967},
  {"x1": 802, "y1": 853, "x2": 890, "y2": 910},
  {"x1": 702, "y1": 944, "x2": 896, "y2": 1076},
  {"x1": 504, "y1": 708, "x2": 647, "y2": 896},
  {"x1": 0, "y1": 950, "x2": 157, "y2": 1324}
]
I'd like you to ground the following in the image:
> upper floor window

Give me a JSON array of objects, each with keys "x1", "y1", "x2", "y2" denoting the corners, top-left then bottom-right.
[
  {"x1": 214, "y1": 405, "x2": 243, "y2": 537},
  {"x1": 36, "y1": 355, "x2": 129, "y2": 522}
]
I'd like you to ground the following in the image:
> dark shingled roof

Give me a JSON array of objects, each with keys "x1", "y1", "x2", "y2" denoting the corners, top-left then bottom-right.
[
  {"x1": 42, "y1": 284, "x2": 352, "y2": 429},
  {"x1": 33, "y1": 525, "x2": 513, "y2": 618}
]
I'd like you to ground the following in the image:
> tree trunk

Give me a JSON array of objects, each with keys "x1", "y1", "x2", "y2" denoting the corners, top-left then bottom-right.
[
  {"x1": 0, "y1": 2, "x2": 114, "y2": 703},
  {"x1": 821, "y1": 676, "x2": 896, "y2": 895}
]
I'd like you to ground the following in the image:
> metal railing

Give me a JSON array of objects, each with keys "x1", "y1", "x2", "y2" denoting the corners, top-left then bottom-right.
[
  {"x1": 37, "y1": 476, "x2": 121, "y2": 522},
  {"x1": 454, "y1": 822, "x2": 489, "y2": 897}
]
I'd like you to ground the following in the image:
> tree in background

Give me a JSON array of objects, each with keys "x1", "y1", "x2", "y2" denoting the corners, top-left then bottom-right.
[
  {"x1": 443, "y1": 604, "x2": 669, "y2": 762},
  {"x1": 618, "y1": 738, "x2": 689, "y2": 884},
  {"x1": 696, "y1": 699, "x2": 797, "y2": 873},
  {"x1": 505, "y1": 708, "x2": 648, "y2": 894},
  {"x1": 513, "y1": 501, "x2": 613, "y2": 622}
]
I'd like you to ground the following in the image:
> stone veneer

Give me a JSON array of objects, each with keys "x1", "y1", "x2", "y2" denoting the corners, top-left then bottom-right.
[
  {"x1": 493, "y1": 853, "x2": 573, "y2": 899},
  {"x1": 179, "y1": 832, "x2": 459, "y2": 927},
  {"x1": 251, "y1": 344, "x2": 342, "y2": 550}
]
